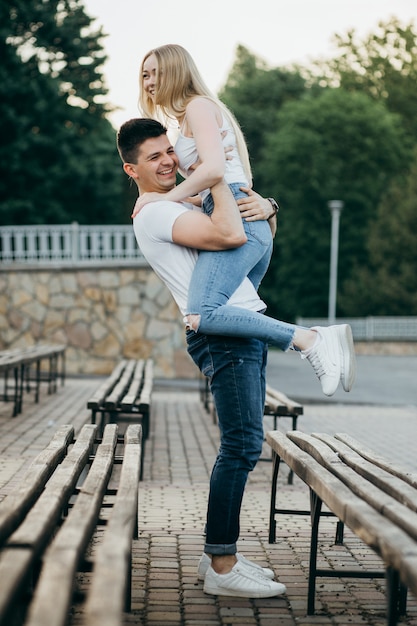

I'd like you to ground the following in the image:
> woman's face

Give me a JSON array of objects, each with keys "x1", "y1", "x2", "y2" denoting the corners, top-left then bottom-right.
[{"x1": 142, "y1": 53, "x2": 158, "y2": 102}]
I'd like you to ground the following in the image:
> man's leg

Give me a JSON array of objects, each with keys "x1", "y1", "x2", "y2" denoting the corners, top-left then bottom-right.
[
  {"x1": 186, "y1": 332, "x2": 286, "y2": 597},
  {"x1": 204, "y1": 335, "x2": 266, "y2": 556}
]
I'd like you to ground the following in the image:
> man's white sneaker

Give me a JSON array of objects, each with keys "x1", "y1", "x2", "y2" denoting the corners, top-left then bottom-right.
[
  {"x1": 302, "y1": 324, "x2": 355, "y2": 396},
  {"x1": 203, "y1": 563, "x2": 286, "y2": 598},
  {"x1": 197, "y1": 552, "x2": 274, "y2": 581}
]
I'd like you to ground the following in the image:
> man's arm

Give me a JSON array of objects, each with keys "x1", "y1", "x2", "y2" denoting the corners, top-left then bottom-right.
[{"x1": 172, "y1": 180, "x2": 247, "y2": 251}]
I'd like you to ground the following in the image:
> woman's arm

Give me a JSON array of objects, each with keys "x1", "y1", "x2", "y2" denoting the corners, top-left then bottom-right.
[{"x1": 133, "y1": 98, "x2": 225, "y2": 213}]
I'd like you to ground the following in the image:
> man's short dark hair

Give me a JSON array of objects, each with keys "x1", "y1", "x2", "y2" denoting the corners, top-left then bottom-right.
[{"x1": 117, "y1": 118, "x2": 168, "y2": 163}]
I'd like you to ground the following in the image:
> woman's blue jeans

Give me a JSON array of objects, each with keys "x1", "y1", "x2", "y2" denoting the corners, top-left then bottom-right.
[
  {"x1": 186, "y1": 330, "x2": 267, "y2": 555},
  {"x1": 187, "y1": 183, "x2": 296, "y2": 351}
]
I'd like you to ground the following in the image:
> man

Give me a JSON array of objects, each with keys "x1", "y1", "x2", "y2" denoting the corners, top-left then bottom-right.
[{"x1": 117, "y1": 118, "x2": 285, "y2": 598}]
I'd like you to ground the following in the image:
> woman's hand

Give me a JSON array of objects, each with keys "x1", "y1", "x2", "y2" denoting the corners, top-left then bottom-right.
[
  {"x1": 131, "y1": 192, "x2": 165, "y2": 218},
  {"x1": 236, "y1": 187, "x2": 273, "y2": 221}
]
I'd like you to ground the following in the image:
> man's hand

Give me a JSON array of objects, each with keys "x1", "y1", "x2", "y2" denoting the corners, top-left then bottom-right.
[
  {"x1": 237, "y1": 187, "x2": 278, "y2": 237},
  {"x1": 131, "y1": 192, "x2": 165, "y2": 219},
  {"x1": 236, "y1": 187, "x2": 273, "y2": 221}
]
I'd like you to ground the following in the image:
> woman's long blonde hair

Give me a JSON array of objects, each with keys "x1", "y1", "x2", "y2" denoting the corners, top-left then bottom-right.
[{"x1": 138, "y1": 44, "x2": 252, "y2": 184}]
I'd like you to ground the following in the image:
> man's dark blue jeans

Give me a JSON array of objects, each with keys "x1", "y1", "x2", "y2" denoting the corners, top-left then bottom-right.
[{"x1": 186, "y1": 331, "x2": 267, "y2": 556}]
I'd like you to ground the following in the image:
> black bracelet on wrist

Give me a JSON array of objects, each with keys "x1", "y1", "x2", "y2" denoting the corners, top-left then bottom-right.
[{"x1": 267, "y1": 197, "x2": 280, "y2": 220}]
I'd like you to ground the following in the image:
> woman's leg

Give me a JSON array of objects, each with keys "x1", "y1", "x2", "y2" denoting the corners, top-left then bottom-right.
[
  {"x1": 187, "y1": 183, "x2": 278, "y2": 337},
  {"x1": 199, "y1": 183, "x2": 272, "y2": 292},
  {"x1": 187, "y1": 186, "x2": 356, "y2": 394}
]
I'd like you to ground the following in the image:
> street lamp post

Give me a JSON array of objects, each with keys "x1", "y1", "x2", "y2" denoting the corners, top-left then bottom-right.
[{"x1": 327, "y1": 200, "x2": 344, "y2": 324}]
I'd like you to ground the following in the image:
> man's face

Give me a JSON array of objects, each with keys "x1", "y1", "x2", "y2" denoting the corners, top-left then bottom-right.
[{"x1": 127, "y1": 134, "x2": 179, "y2": 194}]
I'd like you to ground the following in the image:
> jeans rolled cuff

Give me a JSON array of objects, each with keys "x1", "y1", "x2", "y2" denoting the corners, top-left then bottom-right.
[{"x1": 204, "y1": 542, "x2": 237, "y2": 556}]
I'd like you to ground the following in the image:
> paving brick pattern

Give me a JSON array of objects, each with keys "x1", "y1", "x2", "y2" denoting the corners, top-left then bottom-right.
[{"x1": 1, "y1": 379, "x2": 417, "y2": 625}]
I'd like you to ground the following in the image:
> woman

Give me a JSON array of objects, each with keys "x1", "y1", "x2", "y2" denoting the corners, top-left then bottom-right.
[{"x1": 135, "y1": 44, "x2": 274, "y2": 322}]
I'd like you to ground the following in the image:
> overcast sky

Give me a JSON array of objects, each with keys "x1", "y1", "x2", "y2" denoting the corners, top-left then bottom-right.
[{"x1": 82, "y1": 0, "x2": 416, "y2": 128}]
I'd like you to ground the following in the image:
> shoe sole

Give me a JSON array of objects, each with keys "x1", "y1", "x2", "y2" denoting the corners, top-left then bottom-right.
[
  {"x1": 337, "y1": 324, "x2": 356, "y2": 392},
  {"x1": 203, "y1": 583, "x2": 286, "y2": 598},
  {"x1": 198, "y1": 565, "x2": 274, "y2": 582},
  {"x1": 198, "y1": 555, "x2": 275, "y2": 581},
  {"x1": 199, "y1": 569, "x2": 273, "y2": 582}
]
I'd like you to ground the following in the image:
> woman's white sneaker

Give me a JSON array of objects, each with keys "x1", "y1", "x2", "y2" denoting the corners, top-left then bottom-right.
[
  {"x1": 302, "y1": 324, "x2": 355, "y2": 396},
  {"x1": 198, "y1": 552, "x2": 274, "y2": 581},
  {"x1": 203, "y1": 563, "x2": 286, "y2": 598}
]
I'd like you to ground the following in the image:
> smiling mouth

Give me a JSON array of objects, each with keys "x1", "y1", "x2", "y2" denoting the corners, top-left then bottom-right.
[{"x1": 159, "y1": 168, "x2": 174, "y2": 175}]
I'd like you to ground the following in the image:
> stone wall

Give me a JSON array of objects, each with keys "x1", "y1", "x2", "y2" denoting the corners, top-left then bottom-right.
[{"x1": 0, "y1": 265, "x2": 196, "y2": 378}]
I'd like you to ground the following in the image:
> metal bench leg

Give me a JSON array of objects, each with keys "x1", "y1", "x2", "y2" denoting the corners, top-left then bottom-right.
[
  {"x1": 16, "y1": 364, "x2": 25, "y2": 415},
  {"x1": 142, "y1": 410, "x2": 150, "y2": 440},
  {"x1": 399, "y1": 582, "x2": 408, "y2": 616},
  {"x1": 60, "y1": 351, "x2": 66, "y2": 386},
  {"x1": 307, "y1": 489, "x2": 323, "y2": 615},
  {"x1": 268, "y1": 451, "x2": 281, "y2": 543},
  {"x1": 386, "y1": 566, "x2": 400, "y2": 626},
  {"x1": 386, "y1": 566, "x2": 408, "y2": 625},
  {"x1": 49, "y1": 354, "x2": 57, "y2": 393},
  {"x1": 335, "y1": 520, "x2": 344, "y2": 545},
  {"x1": 11, "y1": 365, "x2": 23, "y2": 416},
  {"x1": 125, "y1": 545, "x2": 132, "y2": 612},
  {"x1": 139, "y1": 437, "x2": 145, "y2": 481}
]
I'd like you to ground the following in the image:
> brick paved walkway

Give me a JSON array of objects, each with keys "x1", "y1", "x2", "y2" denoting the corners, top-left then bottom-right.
[{"x1": 1, "y1": 378, "x2": 417, "y2": 625}]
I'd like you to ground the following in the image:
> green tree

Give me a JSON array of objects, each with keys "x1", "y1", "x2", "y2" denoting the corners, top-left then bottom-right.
[
  {"x1": 313, "y1": 18, "x2": 417, "y2": 141},
  {"x1": 0, "y1": 0, "x2": 126, "y2": 225},
  {"x1": 258, "y1": 88, "x2": 407, "y2": 321},
  {"x1": 219, "y1": 45, "x2": 307, "y2": 185},
  {"x1": 341, "y1": 148, "x2": 417, "y2": 315}
]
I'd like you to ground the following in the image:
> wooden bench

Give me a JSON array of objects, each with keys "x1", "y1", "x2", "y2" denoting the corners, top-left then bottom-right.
[
  {"x1": 264, "y1": 384, "x2": 304, "y2": 432},
  {"x1": 267, "y1": 430, "x2": 417, "y2": 625},
  {"x1": 0, "y1": 422, "x2": 142, "y2": 626},
  {"x1": 87, "y1": 358, "x2": 153, "y2": 477},
  {"x1": 0, "y1": 343, "x2": 66, "y2": 416}
]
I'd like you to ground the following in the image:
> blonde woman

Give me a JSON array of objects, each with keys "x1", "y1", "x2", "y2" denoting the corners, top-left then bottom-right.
[{"x1": 135, "y1": 44, "x2": 275, "y2": 330}]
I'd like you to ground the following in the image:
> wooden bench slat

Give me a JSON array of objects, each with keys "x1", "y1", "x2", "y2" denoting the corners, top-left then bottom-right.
[
  {"x1": 312, "y1": 433, "x2": 417, "y2": 512},
  {"x1": 265, "y1": 384, "x2": 303, "y2": 415},
  {"x1": 138, "y1": 359, "x2": 154, "y2": 409},
  {"x1": 84, "y1": 424, "x2": 142, "y2": 626},
  {"x1": 0, "y1": 425, "x2": 74, "y2": 545},
  {"x1": 120, "y1": 360, "x2": 145, "y2": 409},
  {"x1": 0, "y1": 424, "x2": 97, "y2": 620},
  {"x1": 335, "y1": 433, "x2": 417, "y2": 489},
  {"x1": 87, "y1": 360, "x2": 127, "y2": 409},
  {"x1": 0, "y1": 344, "x2": 66, "y2": 367},
  {"x1": 105, "y1": 360, "x2": 136, "y2": 410},
  {"x1": 25, "y1": 425, "x2": 119, "y2": 626}
]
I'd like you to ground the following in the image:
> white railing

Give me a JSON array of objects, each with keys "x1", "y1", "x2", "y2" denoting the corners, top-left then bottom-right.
[
  {"x1": 297, "y1": 316, "x2": 417, "y2": 341},
  {"x1": 0, "y1": 223, "x2": 147, "y2": 266},
  {"x1": 1, "y1": 225, "x2": 415, "y2": 341}
]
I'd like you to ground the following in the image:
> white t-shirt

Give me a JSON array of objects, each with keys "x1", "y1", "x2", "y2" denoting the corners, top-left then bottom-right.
[{"x1": 133, "y1": 200, "x2": 266, "y2": 317}]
